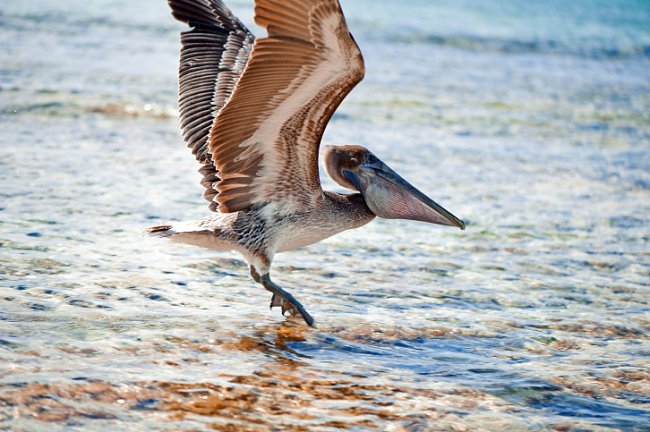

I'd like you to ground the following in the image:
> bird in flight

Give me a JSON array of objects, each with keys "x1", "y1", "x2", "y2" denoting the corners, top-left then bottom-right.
[{"x1": 149, "y1": 0, "x2": 465, "y2": 327}]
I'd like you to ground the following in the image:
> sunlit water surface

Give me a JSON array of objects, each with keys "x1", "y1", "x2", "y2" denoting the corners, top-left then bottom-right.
[{"x1": 1, "y1": 0, "x2": 649, "y2": 430}]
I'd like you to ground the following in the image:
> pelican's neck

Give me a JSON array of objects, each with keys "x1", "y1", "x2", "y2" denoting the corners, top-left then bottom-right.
[{"x1": 323, "y1": 191, "x2": 376, "y2": 230}]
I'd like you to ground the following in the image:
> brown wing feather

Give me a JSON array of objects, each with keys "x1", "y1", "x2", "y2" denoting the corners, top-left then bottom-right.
[
  {"x1": 208, "y1": 0, "x2": 365, "y2": 213},
  {"x1": 169, "y1": 0, "x2": 255, "y2": 211}
]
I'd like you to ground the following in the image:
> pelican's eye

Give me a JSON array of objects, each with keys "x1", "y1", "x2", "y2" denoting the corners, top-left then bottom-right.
[{"x1": 365, "y1": 153, "x2": 376, "y2": 164}]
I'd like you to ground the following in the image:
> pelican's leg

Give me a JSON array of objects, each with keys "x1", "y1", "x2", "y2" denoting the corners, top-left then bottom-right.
[{"x1": 249, "y1": 266, "x2": 315, "y2": 327}]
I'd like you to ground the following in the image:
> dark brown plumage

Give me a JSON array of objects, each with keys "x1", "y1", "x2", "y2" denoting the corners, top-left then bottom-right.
[{"x1": 170, "y1": 0, "x2": 255, "y2": 210}]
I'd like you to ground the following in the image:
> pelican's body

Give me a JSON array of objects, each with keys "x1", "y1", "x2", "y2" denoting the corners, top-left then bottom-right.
[
  {"x1": 150, "y1": 0, "x2": 464, "y2": 326},
  {"x1": 152, "y1": 192, "x2": 372, "y2": 269}
]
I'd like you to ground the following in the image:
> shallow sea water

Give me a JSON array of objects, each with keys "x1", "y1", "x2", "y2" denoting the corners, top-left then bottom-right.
[{"x1": 1, "y1": 0, "x2": 649, "y2": 430}]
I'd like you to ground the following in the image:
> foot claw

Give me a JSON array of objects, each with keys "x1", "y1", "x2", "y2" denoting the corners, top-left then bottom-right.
[
  {"x1": 281, "y1": 301, "x2": 298, "y2": 317},
  {"x1": 271, "y1": 295, "x2": 297, "y2": 317},
  {"x1": 270, "y1": 294, "x2": 282, "y2": 309}
]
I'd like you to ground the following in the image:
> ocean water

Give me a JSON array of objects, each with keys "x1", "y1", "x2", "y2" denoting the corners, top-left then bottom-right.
[{"x1": 1, "y1": 0, "x2": 649, "y2": 430}]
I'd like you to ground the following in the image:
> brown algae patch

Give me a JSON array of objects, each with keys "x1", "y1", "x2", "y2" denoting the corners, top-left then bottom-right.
[
  {"x1": 325, "y1": 324, "x2": 497, "y2": 344},
  {"x1": 1, "y1": 374, "x2": 582, "y2": 431},
  {"x1": 0, "y1": 378, "x2": 452, "y2": 429},
  {"x1": 531, "y1": 322, "x2": 647, "y2": 339},
  {"x1": 221, "y1": 324, "x2": 308, "y2": 353},
  {"x1": 0, "y1": 360, "x2": 540, "y2": 431},
  {"x1": 550, "y1": 368, "x2": 650, "y2": 405},
  {"x1": 0, "y1": 323, "x2": 539, "y2": 430}
]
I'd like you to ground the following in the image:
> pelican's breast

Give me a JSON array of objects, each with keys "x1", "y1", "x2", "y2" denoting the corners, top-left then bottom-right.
[{"x1": 274, "y1": 192, "x2": 375, "y2": 253}]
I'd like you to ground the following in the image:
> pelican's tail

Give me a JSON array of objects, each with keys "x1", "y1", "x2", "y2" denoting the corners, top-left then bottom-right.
[
  {"x1": 146, "y1": 225, "x2": 175, "y2": 238},
  {"x1": 146, "y1": 217, "x2": 235, "y2": 252}
]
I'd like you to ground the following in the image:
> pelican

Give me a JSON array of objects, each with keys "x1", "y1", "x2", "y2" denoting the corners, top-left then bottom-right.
[{"x1": 149, "y1": 0, "x2": 465, "y2": 326}]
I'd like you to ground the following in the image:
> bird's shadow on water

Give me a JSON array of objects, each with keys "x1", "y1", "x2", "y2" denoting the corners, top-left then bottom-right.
[{"x1": 234, "y1": 320, "x2": 650, "y2": 430}]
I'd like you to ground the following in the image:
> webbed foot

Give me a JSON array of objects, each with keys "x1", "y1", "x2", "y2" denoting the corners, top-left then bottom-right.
[
  {"x1": 269, "y1": 293, "x2": 304, "y2": 319},
  {"x1": 250, "y1": 266, "x2": 315, "y2": 327},
  {"x1": 263, "y1": 276, "x2": 315, "y2": 327}
]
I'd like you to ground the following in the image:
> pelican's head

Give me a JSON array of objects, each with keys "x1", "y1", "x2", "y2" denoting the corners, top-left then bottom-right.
[{"x1": 324, "y1": 145, "x2": 465, "y2": 229}]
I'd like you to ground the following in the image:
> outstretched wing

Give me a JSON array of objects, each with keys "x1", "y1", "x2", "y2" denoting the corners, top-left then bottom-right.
[
  {"x1": 208, "y1": 0, "x2": 365, "y2": 213},
  {"x1": 169, "y1": 0, "x2": 255, "y2": 211}
]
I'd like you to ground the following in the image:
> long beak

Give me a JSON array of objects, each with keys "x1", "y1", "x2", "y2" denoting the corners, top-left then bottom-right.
[{"x1": 343, "y1": 158, "x2": 465, "y2": 230}]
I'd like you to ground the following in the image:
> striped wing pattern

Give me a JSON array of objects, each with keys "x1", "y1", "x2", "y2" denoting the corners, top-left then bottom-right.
[
  {"x1": 208, "y1": 0, "x2": 365, "y2": 213},
  {"x1": 169, "y1": 0, "x2": 255, "y2": 211}
]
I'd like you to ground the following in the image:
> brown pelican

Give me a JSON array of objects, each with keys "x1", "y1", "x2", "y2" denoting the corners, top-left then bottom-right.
[{"x1": 149, "y1": 0, "x2": 465, "y2": 326}]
